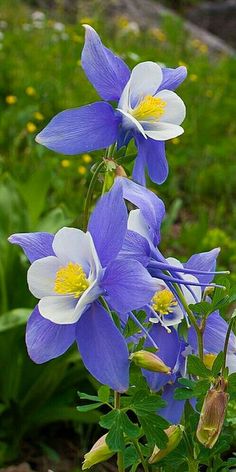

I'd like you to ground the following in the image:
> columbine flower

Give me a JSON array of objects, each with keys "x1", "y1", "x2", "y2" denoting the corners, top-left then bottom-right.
[
  {"x1": 35, "y1": 25, "x2": 187, "y2": 185},
  {"x1": 9, "y1": 185, "x2": 156, "y2": 392}
]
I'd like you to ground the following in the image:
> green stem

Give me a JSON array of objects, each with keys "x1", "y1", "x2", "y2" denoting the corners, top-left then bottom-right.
[
  {"x1": 83, "y1": 159, "x2": 105, "y2": 230},
  {"x1": 222, "y1": 316, "x2": 236, "y2": 371},
  {"x1": 188, "y1": 459, "x2": 199, "y2": 472},
  {"x1": 132, "y1": 439, "x2": 149, "y2": 472},
  {"x1": 0, "y1": 262, "x2": 8, "y2": 314},
  {"x1": 174, "y1": 283, "x2": 204, "y2": 361},
  {"x1": 114, "y1": 392, "x2": 125, "y2": 472}
]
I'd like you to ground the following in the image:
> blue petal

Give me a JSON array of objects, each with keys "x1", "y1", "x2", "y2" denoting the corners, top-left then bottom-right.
[
  {"x1": 159, "y1": 66, "x2": 187, "y2": 91},
  {"x1": 135, "y1": 134, "x2": 169, "y2": 185},
  {"x1": 26, "y1": 306, "x2": 76, "y2": 363},
  {"x1": 81, "y1": 25, "x2": 130, "y2": 101},
  {"x1": 102, "y1": 259, "x2": 156, "y2": 314},
  {"x1": 161, "y1": 382, "x2": 185, "y2": 424},
  {"x1": 118, "y1": 230, "x2": 151, "y2": 266},
  {"x1": 114, "y1": 177, "x2": 165, "y2": 245},
  {"x1": 88, "y1": 183, "x2": 128, "y2": 267},
  {"x1": 76, "y1": 302, "x2": 129, "y2": 392},
  {"x1": 143, "y1": 326, "x2": 180, "y2": 391},
  {"x1": 184, "y1": 248, "x2": 220, "y2": 285},
  {"x1": 36, "y1": 102, "x2": 120, "y2": 155},
  {"x1": 8, "y1": 232, "x2": 54, "y2": 263},
  {"x1": 132, "y1": 149, "x2": 146, "y2": 186},
  {"x1": 188, "y1": 311, "x2": 236, "y2": 354}
]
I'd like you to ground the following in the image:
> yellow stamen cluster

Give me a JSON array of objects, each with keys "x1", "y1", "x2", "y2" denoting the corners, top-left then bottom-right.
[
  {"x1": 152, "y1": 289, "x2": 177, "y2": 315},
  {"x1": 203, "y1": 353, "x2": 217, "y2": 370},
  {"x1": 54, "y1": 262, "x2": 89, "y2": 298},
  {"x1": 132, "y1": 95, "x2": 166, "y2": 122}
]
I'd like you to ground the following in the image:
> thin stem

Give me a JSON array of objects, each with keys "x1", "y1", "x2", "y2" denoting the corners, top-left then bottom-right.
[
  {"x1": 222, "y1": 316, "x2": 236, "y2": 371},
  {"x1": 83, "y1": 159, "x2": 105, "y2": 230},
  {"x1": 173, "y1": 283, "x2": 204, "y2": 361},
  {"x1": 114, "y1": 392, "x2": 125, "y2": 472},
  {"x1": 188, "y1": 459, "x2": 199, "y2": 472},
  {"x1": 132, "y1": 439, "x2": 149, "y2": 472}
]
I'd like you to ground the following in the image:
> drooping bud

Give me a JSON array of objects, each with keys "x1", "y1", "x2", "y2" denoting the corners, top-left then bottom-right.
[
  {"x1": 149, "y1": 425, "x2": 184, "y2": 464},
  {"x1": 82, "y1": 434, "x2": 114, "y2": 470},
  {"x1": 196, "y1": 377, "x2": 229, "y2": 449},
  {"x1": 115, "y1": 165, "x2": 127, "y2": 177},
  {"x1": 130, "y1": 350, "x2": 171, "y2": 374}
]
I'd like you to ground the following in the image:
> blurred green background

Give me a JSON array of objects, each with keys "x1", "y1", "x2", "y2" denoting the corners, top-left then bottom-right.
[{"x1": 0, "y1": 0, "x2": 236, "y2": 470}]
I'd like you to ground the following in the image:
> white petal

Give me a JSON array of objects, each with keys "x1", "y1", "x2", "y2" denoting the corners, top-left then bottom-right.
[
  {"x1": 116, "y1": 108, "x2": 147, "y2": 138},
  {"x1": 128, "y1": 209, "x2": 151, "y2": 242},
  {"x1": 166, "y1": 257, "x2": 201, "y2": 304},
  {"x1": 39, "y1": 295, "x2": 79, "y2": 324},
  {"x1": 87, "y1": 231, "x2": 103, "y2": 283},
  {"x1": 74, "y1": 278, "x2": 102, "y2": 319},
  {"x1": 155, "y1": 89, "x2": 186, "y2": 125},
  {"x1": 52, "y1": 227, "x2": 100, "y2": 277},
  {"x1": 143, "y1": 122, "x2": 184, "y2": 141},
  {"x1": 129, "y1": 62, "x2": 163, "y2": 107},
  {"x1": 118, "y1": 80, "x2": 130, "y2": 111},
  {"x1": 162, "y1": 305, "x2": 184, "y2": 327},
  {"x1": 27, "y1": 256, "x2": 61, "y2": 298}
]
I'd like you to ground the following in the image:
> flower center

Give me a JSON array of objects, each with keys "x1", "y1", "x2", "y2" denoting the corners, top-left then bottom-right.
[
  {"x1": 54, "y1": 262, "x2": 89, "y2": 298},
  {"x1": 131, "y1": 95, "x2": 166, "y2": 122},
  {"x1": 152, "y1": 289, "x2": 177, "y2": 315},
  {"x1": 203, "y1": 353, "x2": 217, "y2": 370}
]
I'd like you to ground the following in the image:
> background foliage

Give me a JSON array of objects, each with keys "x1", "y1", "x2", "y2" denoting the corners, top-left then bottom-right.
[{"x1": 0, "y1": 0, "x2": 236, "y2": 469}]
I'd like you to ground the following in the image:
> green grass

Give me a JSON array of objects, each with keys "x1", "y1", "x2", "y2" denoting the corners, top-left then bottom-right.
[{"x1": 0, "y1": 0, "x2": 236, "y2": 466}]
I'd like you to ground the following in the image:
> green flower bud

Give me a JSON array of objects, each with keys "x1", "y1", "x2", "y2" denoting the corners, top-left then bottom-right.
[
  {"x1": 148, "y1": 425, "x2": 184, "y2": 463},
  {"x1": 130, "y1": 350, "x2": 171, "y2": 373},
  {"x1": 196, "y1": 378, "x2": 229, "y2": 449},
  {"x1": 82, "y1": 433, "x2": 114, "y2": 470}
]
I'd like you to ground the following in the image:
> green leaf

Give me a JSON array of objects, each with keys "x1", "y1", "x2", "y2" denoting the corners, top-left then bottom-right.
[
  {"x1": 139, "y1": 414, "x2": 169, "y2": 448},
  {"x1": 187, "y1": 355, "x2": 212, "y2": 378},
  {"x1": 188, "y1": 301, "x2": 212, "y2": 316},
  {"x1": 105, "y1": 411, "x2": 126, "y2": 452},
  {"x1": 124, "y1": 445, "x2": 139, "y2": 468},
  {"x1": 99, "y1": 409, "x2": 118, "y2": 429},
  {"x1": 212, "y1": 351, "x2": 224, "y2": 376},
  {"x1": 212, "y1": 276, "x2": 230, "y2": 307},
  {"x1": 131, "y1": 390, "x2": 166, "y2": 415},
  {"x1": 174, "y1": 388, "x2": 194, "y2": 400},
  {"x1": 77, "y1": 391, "x2": 99, "y2": 402},
  {"x1": 0, "y1": 308, "x2": 30, "y2": 332},
  {"x1": 178, "y1": 378, "x2": 195, "y2": 389},
  {"x1": 98, "y1": 385, "x2": 110, "y2": 403},
  {"x1": 77, "y1": 402, "x2": 103, "y2": 412},
  {"x1": 121, "y1": 413, "x2": 140, "y2": 439}
]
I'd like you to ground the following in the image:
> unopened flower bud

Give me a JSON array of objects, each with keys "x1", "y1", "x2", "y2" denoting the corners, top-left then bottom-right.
[
  {"x1": 196, "y1": 378, "x2": 229, "y2": 449},
  {"x1": 149, "y1": 425, "x2": 184, "y2": 464},
  {"x1": 130, "y1": 350, "x2": 171, "y2": 373},
  {"x1": 115, "y1": 165, "x2": 127, "y2": 177},
  {"x1": 82, "y1": 433, "x2": 114, "y2": 469}
]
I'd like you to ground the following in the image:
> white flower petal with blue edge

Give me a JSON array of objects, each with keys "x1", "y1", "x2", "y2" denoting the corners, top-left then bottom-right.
[{"x1": 27, "y1": 256, "x2": 62, "y2": 298}]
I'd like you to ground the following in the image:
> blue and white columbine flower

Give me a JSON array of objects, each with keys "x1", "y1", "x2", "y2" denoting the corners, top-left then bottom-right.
[
  {"x1": 36, "y1": 26, "x2": 186, "y2": 185},
  {"x1": 9, "y1": 185, "x2": 156, "y2": 392}
]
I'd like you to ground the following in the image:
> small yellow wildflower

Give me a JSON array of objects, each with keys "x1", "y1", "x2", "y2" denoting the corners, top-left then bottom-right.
[
  {"x1": 172, "y1": 137, "x2": 180, "y2": 145},
  {"x1": 205, "y1": 89, "x2": 213, "y2": 98},
  {"x1": 72, "y1": 34, "x2": 83, "y2": 43},
  {"x1": 82, "y1": 153, "x2": 92, "y2": 164},
  {"x1": 150, "y1": 27, "x2": 166, "y2": 42},
  {"x1": 116, "y1": 15, "x2": 129, "y2": 29},
  {"x1": 199, "y1": 43, "x2": 208, "y2": 54},
  {"x1": 34, "y1": 111, "x2": 44, "y2": 121},
  {"x1": 178, "y1": 60, "x2": 187, "y2": 67},
  {"x1": 6, "y1": 95, "x2": 17, "y2": 105},
  {"x1": 61, "y1": 159, "x2": 71, "y2": 168},
  {"x1": 80, "y1": 17, "x2": 94, "y2": 25},
  {"x1": 25, "y1": 86, "x2": 36, "y2": 96},
  {"x1": 78, "y1": 165, "x2": 86, "y2": 175},
  {"x1": 26, "y1": 122, "x2": 37, "y2": 133},
  {"x1": 190, "y1": 74, "x2": 198, "y2": 82}
]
